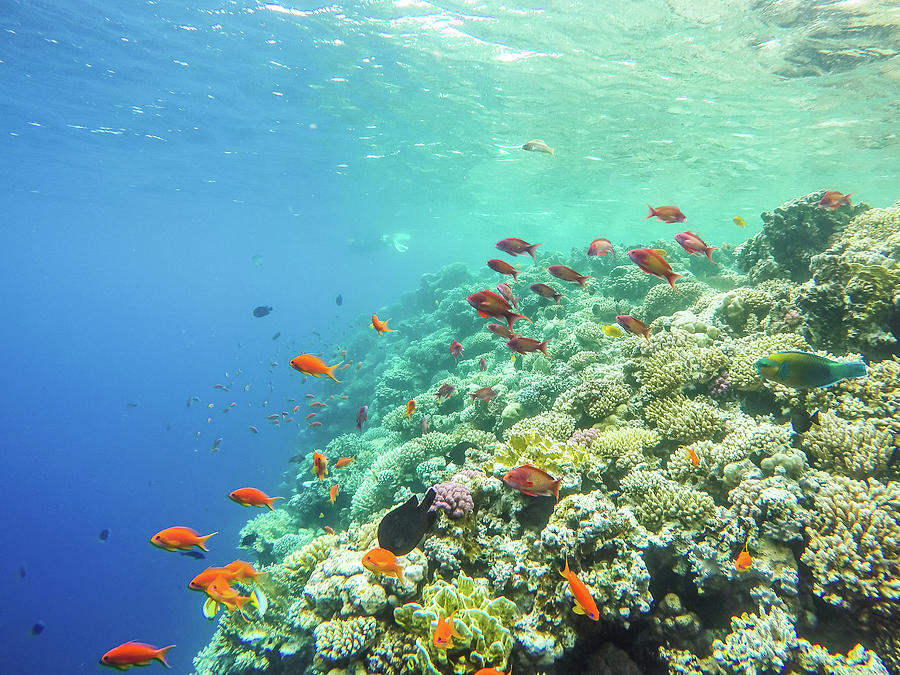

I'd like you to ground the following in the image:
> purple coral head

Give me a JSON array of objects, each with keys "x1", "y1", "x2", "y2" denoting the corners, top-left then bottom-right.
[
  {"x1": 709, "y1": 370, "x2": 730, "y2": 397},
  {"x1": 428, "y1": 482, "x2": 474, "y2": 520}
]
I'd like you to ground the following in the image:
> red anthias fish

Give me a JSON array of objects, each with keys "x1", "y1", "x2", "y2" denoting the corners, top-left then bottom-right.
[
  {"x1": 507, "y1": 336, "x2": 549, "y2": 357},
  {"x1": 503, "y1": 464, "x2": 561, "y2": 501},
  {"x1": 588, "y1": 238, "x2": 614, "y2": 257},
  {"x1": 479, "y1": 357, "x2": 487, "y2": 371},
  {"x1": 355, "y1": 405, "x2": 368, "y2": 431},
  {"x1": 529, "y1": 283, "x2": 565, "y2": 304},
  {"x1": 496, "y1": 282, "x2": 519, "y2": 309},
  {"x1": 469, "y1": 387, "x2": 498, "y2": 402},
  {"x1": 467, "y1": 290, "x2": 531, "y2": 331},
  {"x1": 616, "y1": 314, "x2": 652, "y2": 341},
  {"x1": 547, "y1": 264, "x2": 591, "y2": 289},
  {"x1": 674, "y1": 231, "x2": 717, "y2": 263},
  {"x1": 495, "y1": 237, "x2": 541, "y2": 259},
  {"x1": 434, "y1": 383, "x2": 455, "y2": 403},
  {"x1": 627, "y1": 248, "x2": 682, "y2": 291},
  {"x1": 450, "y1": 340, "x2": 464, "y2": 361},
  {"x1": 818, "y1": 191, "x2": 852, "y2": 210},
  {"x1": 487, "y1": 259, "x2": 519, "y2": 281},
  {"x1": 487, "y1": 323, "x2": 516, "y2": 339},
  {"x1": 645, "y1": 204, "x2": 686, "y2": 223}
]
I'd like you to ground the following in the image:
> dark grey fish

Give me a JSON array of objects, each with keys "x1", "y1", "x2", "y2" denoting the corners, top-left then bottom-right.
[
  {"x1": 179, "y1": 551, "x2": 206, "y2": 560},
  {"x1": 272, "y1": 332, "x2": 281, "y2": 340},
  {"x1": 30, "y1": 621, "x2": 45, "y2": 636},
  {"x1": 377, "y1": 488, "x2": 437, "y2": 556},
  {"x1": 241, "y1": 533, "x2": 257, "y2": 547},
  {"x1": 336, "y1": 294, "x2": 343, "y2": 306},
  {"x1": 791, "y1": 409, "x2": 820, "y2": 434},
  {"x1": 126, "y1": 402, "x2": 138, "y2": 408},
  {"x1": 19, "y1": 564, "x2": 26, "y2": 579},
  {"x1": 98, "y1": 528, "x2": 110, "y2": 542},
  {"x1": 253, "y1": 305, "x2": 273, "y2": 318}
]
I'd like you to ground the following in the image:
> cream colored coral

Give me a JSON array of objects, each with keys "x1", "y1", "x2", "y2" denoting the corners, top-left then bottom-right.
[
  {"x1": 644, "y1": 394, "x2": 723, "y2": 442},
  {"x1": 620, "y1": 469, "x2": 715, "y2": 531},
  {"x1": 802, "y1": 412, "x2": 893, "y2": 478}
]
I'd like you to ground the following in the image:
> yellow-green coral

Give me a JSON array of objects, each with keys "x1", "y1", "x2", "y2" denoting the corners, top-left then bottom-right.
[
  {"x1": 801, "y1": 412, "x2": 893, "y2": 478},
  {"x1": 503, "y1": 411, "x2": 576, "y2": 443},
  {"x1": 620, "y1": 469, "x2": 715, "y2": 532},
  {"x1": 644, "y1": 394, "x2": 723, "y2": 442},
  {"x1": 393, "y1": 573, "x2": 517, "y2": 674},
  {"x1": 491, "y1": 431, "x2": 588, "y2": 479},
  {"x1": 313, "y1": 616, "x2": 379, "y2": 664}
]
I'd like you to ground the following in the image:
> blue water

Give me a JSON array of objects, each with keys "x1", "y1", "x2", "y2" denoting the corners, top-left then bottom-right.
[{"x1": 2, "y1": 1, "x2": 898, "y2": 672}]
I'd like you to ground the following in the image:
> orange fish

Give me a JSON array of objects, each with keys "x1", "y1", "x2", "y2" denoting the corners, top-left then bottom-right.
[
  {"x1": 547, "y1": 264, "x2": 591, "y2": 289},
  {"x1": 290, "y1": 354, "x2": 342, "y2": 383},
  {"x1": 432, "y1": 612, "x2": 463, "y2": 650},
  {"x1": 189, "y1": 566, "x2": 239, "y2": 591},
  {"x1": 362, "y1": 547, "x2": 404, "y2": 582},
  {"x1": 734, "y1": 544, "x2": 753, "y2": 572},
  {"x1": 616, "y1": 315, "x2": 652, "y2": 342},
  {"x1": 229, "y1": 487, "x2": 283, "y2": 510},
  {"x1": 502, "y1": 464, "x2": 561, "y2": 501},
  {"x1": 311, "y1": 450, "x2": 329, "y2": 479},
  {"x1": 466, "y1": 290, "x2": 531, "y2": 331},
  {"x1": 687, "y1": 447, "x2": 700, "y2": 467},
  {"x1": 627, "y1": 248, "x2": 682, "y2": 291},
  {"x1": 206, "y1": 575, "x2": 255, "y2": 614},
  {"x1": 323, "y1": 525, "x2": 335, "y2": 535},
  {"x1": 310, "y1": 401, "x2": 327, "y2": 407},
  {"x1": 150, "y1": 526, "x2": 217, "y2": 552},
  {"x1": 222, "y1": 560, "x2": 261, "y2": 584},
  {"x1": 371, "y1": 314, "x2": 396, "y2": 334},
  {"x1": 100, "y1": 642, "x2": 174, "y2": 670},
  {"x1": 559, "y1": 558, "x2": 599, "y2": 620},
  {"x1": 818, "y1": 191, "x2": 852, "y2": 210},
  {"x1": 292, "y1": 405, "x2": 300, "y2": 413},
  {"x1": 645, "y1": 204, "x2": 686, "y2": 223},
  {"x1": 405, "y1": 399, "x2": 416, "y2": 419},
  {"x1": 474, "y1": 669, "x2": 511, "y2": 675},
  {"x1": 329, "y1": 484, "x2": 339, "y2": 504},
  {"x1": 334, "y1": 457, "x2": 355, "y2": 469}
]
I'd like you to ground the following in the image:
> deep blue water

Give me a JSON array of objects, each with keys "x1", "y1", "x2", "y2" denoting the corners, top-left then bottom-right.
[{"x1": 2, "y1": 1, "x2": 897, "y2": 672}]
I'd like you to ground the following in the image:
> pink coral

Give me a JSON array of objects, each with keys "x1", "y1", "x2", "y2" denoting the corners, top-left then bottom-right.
[{"x1": 429, "y1": 482, "x2": 474, "y2": 520}]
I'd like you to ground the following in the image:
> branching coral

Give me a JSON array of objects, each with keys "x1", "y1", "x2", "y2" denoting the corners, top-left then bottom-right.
[
  {"x1": 620, "y1": 469, "x2": 716, "y2": 532},
  {"x1": 801, "y1": 412, "x2": 893, "y2": 478}
]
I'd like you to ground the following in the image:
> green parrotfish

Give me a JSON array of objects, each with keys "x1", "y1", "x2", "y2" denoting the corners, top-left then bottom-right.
[{"x1": 754, "y1": 351, "x2": 866, "y2": 388}]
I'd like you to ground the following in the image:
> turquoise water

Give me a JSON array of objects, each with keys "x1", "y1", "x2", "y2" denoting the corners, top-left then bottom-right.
[{"x1": 2, "y1": 1, "x2": 899, "y2": 673}]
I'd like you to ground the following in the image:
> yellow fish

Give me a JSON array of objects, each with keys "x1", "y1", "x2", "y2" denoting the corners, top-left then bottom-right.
[
  {"x1": 650, "y1": 248, "x2": 667, "y2": 257},
  {"x1": 601, "y1": 324, "x2": 623, "y2": 337},
  {"x1": 733, "y1": 216, "x2": 746, "y2": 227}
]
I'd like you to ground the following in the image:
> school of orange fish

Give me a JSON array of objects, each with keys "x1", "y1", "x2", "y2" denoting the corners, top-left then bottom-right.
[{"x1": 101, "y1": 191, "x2": 854, "y2": 669}]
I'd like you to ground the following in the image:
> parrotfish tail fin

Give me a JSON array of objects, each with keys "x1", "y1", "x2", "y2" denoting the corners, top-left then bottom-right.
[
  {"x1": 577, "y1": 275, "x2": 592, "y2": 289},
  {"x1": 839, "y1": 361, "x2": 867, "y2": 380},
  {"x1": 538, "y1": 341, "x2": 550, "y2": 358},
  {"x1": 645, "y1": 204, "x2": 656, "y2": 219},
  {"x1": 267, "y1": 497, "x2": 284, "y2": 511},
  {"x1": 667, "y1": 273, "x2": 683, "y2": 294},
  {"x1": 552, "y1": 478, "x2": 561, "y2": 502},
  {"x1": 644, "y1": 326, "x2": 653, "y2": 342},
  {"x1": 198, "y1": 532, "x2": 218, "y2": 551},
  {"x1": 325, "y1": 363, "x2": 343, "y2": 383},
  {"x1": 526, "y1": 243, "x2": 542, "y2": 259},
  {"x1": 156, "y1": 645, "x2": 175, "y2": 668}
]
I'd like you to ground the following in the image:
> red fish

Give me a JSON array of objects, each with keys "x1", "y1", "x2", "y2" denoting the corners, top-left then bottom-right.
[
  {"x1": 329, "y1": 484, "x2": 339, "y2": 504},
  {"x1": 529, "y1": 283, "x2": 565, "y2": 304},
  {"x1": 645, "y1": 204, "x2": 686, "y2": 223},
  {"x1": 588, "y1": 238, "x2": 614, "y2": 257},
  {"x1": 818, "y1": 191, "x2": 852, "y2": 210},
  {"x1": 496, "y1": 282, "x2": 518, "y2": 309},
  {"x1": 100, "y1": 642, "x2": 174, "y2": 670},
  {"x1": 496, "y1": 237, "x2": 541, "y2": 259},
  {"x1": 434, "y1": 383, "x2": 455, "y2": 403},
  {"x1": 310, "y1": 401, "x2": 327, "y2": 408},
  {"x1": 470, "y1": 387, "x2": 498, "y2": 402},
  {"x1": 335, "y1": 457, "x2": 355, "y2": 468},
  {"x1": 150, "y1": 526, "x2": 216, "y2": 552},
  {"x1": 311, "y1": 450, "x2": 329, "y2": 479},
  {"x1": 487, "y1": 323, "x2": 516, "y2": 339},
  {"x1": 674, "y1": 231, "x2": 717, "y2": 263},
  {"x1": 560, "y1": 558, "x2": 599, "y2": 620},
  {"x1": 309, "y1": 421, "x2": 322, "y2": 427},
  {"x1": 616, "y1": 315, "x2": 652, "y2": 341},
  {"x1": 479, "y1": 357, "x2": 487, "y2": 371},
  {"x1": 371, "y1": 314, "x2": 396, "y2": 334},
  {"x1": 362, "y1": 547, "x2": 404, "y2": 582},
  {"x1": 291, "y1": 405, "x2": 300, "y2": 413},
  {"x1": 421, "y1": 416, "x2": 429, "y2": 434},
  {"x1": 688, "y1": 447, "x2": 700, "y2": 467},
  {"x1": 229, "y1": 487, "x2": 283, "y2": 511},
  {"x1": 503, "y1": 464, "x2": 561, "y2": 501},
  {"x1": 467, "y1": 290, "x2": 531, "y2": 331},
  {"x1": 627, "y1": 248, "x2": 682, "y2": 291},
  {"x1": 507, "y1": 336, "x2": 549, "y2": 357},
  {"x1": 305, "y1": 412, "x2": 317, "y2": 420},
  {"x1": 547, "y1": 264, "x2": 591, "y2": 289},
  {"x1": 450, "y1": 340, "x2": 464, "y2": 361},
  {"x1": 356, "y1": 405, "x2": 368, "y2": 431},
  {"x1": 323, "y1": 525, "x2": 335, "y2": 535},
  {"x1": 405, "y1": 399, "x2": 416, "y2": 419},
  {"x1": 487, "y1": 259, "x2": 519, "y2": 281},
  {"x1": 735, "y1": 545, "x2": 753, "y2": 572},
  {"x1": 474, "y1": 669, "x2": 511, "y2": 675},
  {"x1": 290, "y1": 354, "x2": 342, "y2": 383},
  {"x1": 305, "y1": 394, "x2": 315, "y2": 398},
  {"x1": 433, "y1": 612, "x2": 463, "y2": 650}
]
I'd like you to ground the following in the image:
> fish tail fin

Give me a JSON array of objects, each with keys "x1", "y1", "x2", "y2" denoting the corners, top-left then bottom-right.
[
  {"x1": 508, "y1": 313, "x2": 532, "y2": 330},
  {"x1": 839, "y1": 361, "x2": 867, "y2": 380},
  {"x1": 526, "y1": 243, "x2": 542, "y2": 259},
  {"x1": 395, "y1": 565, "x2": 405, "y2": 584},
  {"x1": 667, "y1": 273, "x2": 682, "y2": 293},
  {"x1": 325, "y1": 363, "x2": 343, "y2": 383},
  {"x1": 705, "y1": 247, "x2": 718, "y2": 263},
  {"x1": 198, "y1": 532, "x2": 218, "y2": 551},
  {"x1": 267, "y1": 497, "x2": 283, "y2": 511},
  {"x1": 645, "y1": 204, "x2": 656, "y2": 219},
  {"x1": 644, "y1": 326, "x2": 653, "y2": 342},
  {"x1": 560, "y1": 557, "x2": 570, "y2": 578},
  {"x1": 511, "y1": 269, "x2": 520, "y2": 282},
  {"x1": 555, "y1": 293, "x2": 565, "y2": 304},
  {"x1": 538, "y1": 340, "x2": 550, "y2": 358},
  {"x1": 552, "y1": 479, "x2": 561, "y2": 502},
  {"x1": 156, "y1": 645, "x2": 175, "y2": 668},
  {"x1": 577, "y1": 275, "x2": 592, "y2": 289},
  {"x1": 843, "y1": 192, "x2": 853, "y2": 205}
]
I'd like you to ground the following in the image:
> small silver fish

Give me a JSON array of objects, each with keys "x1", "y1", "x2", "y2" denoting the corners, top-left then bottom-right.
[{"x1": 522, "y1": 139, "x2": 554, "y2": 155}]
